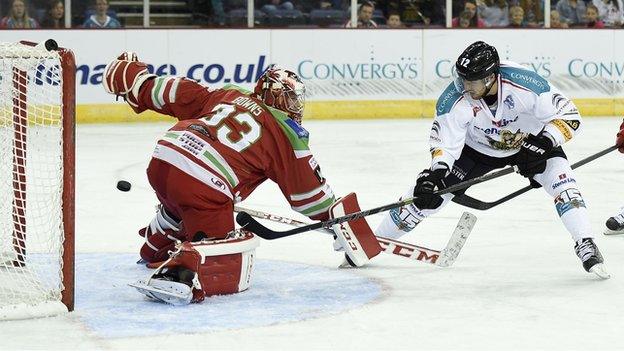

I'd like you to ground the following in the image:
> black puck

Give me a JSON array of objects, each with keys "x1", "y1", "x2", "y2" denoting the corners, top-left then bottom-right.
[
  {"x1": 117, "y1": 180, "x2": 132, "y2": 192},
  {"x1": 44, "y1": 39, "x2": 58, "y2": 51}
]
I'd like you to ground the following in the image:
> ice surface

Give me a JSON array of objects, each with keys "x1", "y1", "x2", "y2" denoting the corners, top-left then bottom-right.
[
  {"x1": 1, "y1": 118, "x2": 624, "y2": 350},
  {"x1": 74, "y1": 254, "x2": 381, "y2": 338}
]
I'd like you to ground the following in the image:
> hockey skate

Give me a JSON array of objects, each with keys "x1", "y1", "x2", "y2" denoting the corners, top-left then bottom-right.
[
  {"x1": 604, "y1": 211, "x2": 624, "y2": 235},
  {"x1": 574, "y1": 238, "x2": 610, "y2": 279}
]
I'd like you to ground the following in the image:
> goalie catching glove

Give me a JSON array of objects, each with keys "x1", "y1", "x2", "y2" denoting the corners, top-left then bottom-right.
[
  {"x1": 102, "y1": 52, "x2": 155, "y2": 109},
  {"x1": 130, "y1": 231, "x2": 260, "y2": 305},
  {"x1": 330, "y1": 193, "x2": 382, "y2": 267}
]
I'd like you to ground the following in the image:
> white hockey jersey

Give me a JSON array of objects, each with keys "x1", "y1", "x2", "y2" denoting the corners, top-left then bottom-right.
[{"x1": 430, "y1": 61, "x2": 582, "y2": 169}]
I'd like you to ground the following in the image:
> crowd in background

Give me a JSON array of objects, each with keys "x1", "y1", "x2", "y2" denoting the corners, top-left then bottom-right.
[
  {"x1": 0, "y1": 0, "x2": 121, "y2": 28},
  {"x1": 0, "y1": 0, "x2": 622, "y2": 28}
]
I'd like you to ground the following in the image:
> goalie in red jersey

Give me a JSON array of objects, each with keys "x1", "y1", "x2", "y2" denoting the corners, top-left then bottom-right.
[{"x1": 103, "y1": 54, "x2": 381, "y2": 304}]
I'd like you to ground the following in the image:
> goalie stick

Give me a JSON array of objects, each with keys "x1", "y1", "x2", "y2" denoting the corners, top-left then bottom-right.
[
  {"x1": 234, "y1": 206, "x2": 477, "y2": 267},
  {"x1": 236, "y1": 165, "x2": 511, "y2": 240}
]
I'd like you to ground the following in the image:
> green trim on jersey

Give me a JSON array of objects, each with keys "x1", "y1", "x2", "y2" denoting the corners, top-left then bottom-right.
[
  {"x1": 220, "y1": 84, "x2": 310, "y2": 152},
  {"x1": 202, "y1": 150, "x2": 238, "y2": 188},
  {"x1": 267, "y1": 106, "x2": 310, "y2": 151},
  {"x1": 436, "y1": 83, "x2": 462, "y2": 116},
  {"x1": 297, "y1": 196, "x2": 336, "y2": 217},
  {"x1": 500, "y1": 66, "x2": 550, "y2": 94},
  {"x1": 222, "y1": 84, "x2": 252, "y2": 95},
  {"x1": 151, "y1": 77, "x2": 167, "y2": 108},
  {"x1": 161, "y1": 130, "x2": 239, "y2": 188}
]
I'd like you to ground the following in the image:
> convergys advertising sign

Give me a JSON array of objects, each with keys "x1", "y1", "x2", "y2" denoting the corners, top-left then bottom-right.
[{"x1": 1, "y1": 29, "x2": 622, "y2": 121}]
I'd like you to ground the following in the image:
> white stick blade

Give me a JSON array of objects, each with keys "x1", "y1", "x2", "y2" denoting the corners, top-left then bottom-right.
[{"x1": 436, "y1": 212, "x2": 478, "y2": 267}]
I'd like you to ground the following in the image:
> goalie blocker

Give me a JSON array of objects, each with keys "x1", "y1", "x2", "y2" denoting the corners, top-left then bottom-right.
[
  {"x1": 330, "y1": 193, "x2": 383, "y2": 267},
  {"x1": 131, "y1": 231, "x2": 259, "y2": 305}
]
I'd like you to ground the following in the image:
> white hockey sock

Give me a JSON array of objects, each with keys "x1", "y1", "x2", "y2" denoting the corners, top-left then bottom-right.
[
  {"x1": 533, "y1": 158, "x2": 594, "y2": 243},
  {"x1": 374, "y1": 187, "x2": 450, "y2": 240},
  {"x1": 559, "y1": 205, "x2": 593, "y2": 242}
]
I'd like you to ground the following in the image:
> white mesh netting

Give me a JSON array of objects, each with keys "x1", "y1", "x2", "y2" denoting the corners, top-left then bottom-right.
[{"x1": 0, "y1": 42, "x2": 67, "y2": 320}]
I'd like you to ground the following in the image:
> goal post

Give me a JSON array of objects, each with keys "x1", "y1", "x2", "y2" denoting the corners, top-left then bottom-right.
[{"x1": 0, "y1": 40, "x2": 75, "y2": 320}]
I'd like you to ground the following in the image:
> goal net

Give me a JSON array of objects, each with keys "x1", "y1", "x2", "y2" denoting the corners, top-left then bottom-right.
[{"x1": 0, "y1": 40, "x2": 75, "y2": 320}]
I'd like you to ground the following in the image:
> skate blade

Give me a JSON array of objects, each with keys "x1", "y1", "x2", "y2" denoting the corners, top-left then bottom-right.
[
  {"x1": 603, "y1": 228, "x2": 624, "y2": 236},
  {"x1": 589, "y1": 263, "x2": 611, "y2": 279},
  {"x1": 338, "y1": 258, "x2": 356, "y2": 269},
  {"x1": 129, "y1": 280, "x2": 192, "y2": 305},
  {"x1": 338, "y1": 254, "x2": 359, "y2": 269}
]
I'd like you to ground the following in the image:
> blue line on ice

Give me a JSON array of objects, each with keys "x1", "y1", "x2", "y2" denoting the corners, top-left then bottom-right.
[{"x1": 74, "y1": 253, "x2": 381, "y2": 338}]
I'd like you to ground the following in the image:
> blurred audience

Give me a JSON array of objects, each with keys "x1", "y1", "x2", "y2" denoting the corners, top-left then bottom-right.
[
  {"x1": 40, "y1": 0, "x2": 63, "y2": 28},
  {"x1": 556, "y1": 0, "x2": 586, "y2": 26},
  {"x1": 188, "y1": 0, "x2": 227, "y2": 26},
  {"x1": 345, "y1": 1, "x2": 378, "y2": 28},
  {"x1": 4, "y1": 0, "x2": 624, "y2": 30},
  {"x1": 458, "y1": 10, "x2": 473, "y2": 27},
  {"x1": 386, "y1": 11, "x2": 405, "y2": 27},
  {"x1": 83, "y1": 0, "x2": 121, "y2": 28},
  {"x1": 385, "y1": 0, "x2": 444, "y2": 26},
  {"x1": 319, "y1": 1, "x2": 344, "y2": 10},
  {"x1": 211, "y1": 0, "x2": 226, "y2": 25},
  {"x1": 477, "y1": 0, "x2": 509, "y2": 27},
  {"x1": 550, "y1": 9, "x2": 569, "y2": 27},
  {"x1": 592, "y1": 0, "x2": 623, "y2": 27},
  {"x1": 585, "y1": 3, "x2": 606, "y2": 27},
  {"x1": 519, "y1": 0, "x2": 542, "y2": 27},
  {"x1": 452, "y1": 0, "x2": 486, "y2": 27},
  {"x1": 261, "y1": 0, "x2": 294, "y2": 14},
  {"x1": 0, "y1": 0, "x2": 39, "y2": 28},
  {"x1": 419, "y1": 0, "x2": 446, "y2": 25},
  {"x1": 507, "y1": 5, "x2": 524, "y2": 27}
]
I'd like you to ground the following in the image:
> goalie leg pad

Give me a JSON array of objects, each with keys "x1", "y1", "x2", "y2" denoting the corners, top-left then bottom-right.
[
  {"x1": 146, "y1": 231, "x2": 260, "y2": 303},
  {"x1": 330, "y1": 193, "x2": 382, "y2": 267}
]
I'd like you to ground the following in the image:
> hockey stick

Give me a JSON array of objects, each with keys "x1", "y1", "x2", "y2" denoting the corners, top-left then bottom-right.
[
  {"x1": 451, "y1": 144, "x2": 619, "y2": 211},
  {"x1": 234, "y1": 206, "x2": 477, "y2": 267},
  {"x1": 235, "y1": 166, "x2": 509, "y2": 240}
]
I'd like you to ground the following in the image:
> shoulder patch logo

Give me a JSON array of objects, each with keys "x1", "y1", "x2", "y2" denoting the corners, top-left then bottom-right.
[
  {"x1": 187, "y1": 123, "x2": 214, "y2": 140},
  {"x1": 285, "y1": 118, "x2": 310, "y2": 139},
  {"x1": 430, "y1": 121, "x2": 441, "y2": 142},
  {"x1": 472, "y1": 106, "x2": 482, "y2": 117},
  {"x1": 503, "y1": 95, "x2": 515, "y2": 109}
]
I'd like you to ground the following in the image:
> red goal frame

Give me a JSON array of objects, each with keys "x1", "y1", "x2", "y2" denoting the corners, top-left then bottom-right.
[{"x1": 12, "y1": 40, "x2": 76, "y2": 312}]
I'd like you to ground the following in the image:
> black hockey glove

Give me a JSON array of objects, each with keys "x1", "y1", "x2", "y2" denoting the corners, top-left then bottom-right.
[
  {"x1": 515, "y1": 133, "x2": 554, "y2": 177},
  {"x1": 412, "y1": 168, "x2": 447, "y2": 210}
]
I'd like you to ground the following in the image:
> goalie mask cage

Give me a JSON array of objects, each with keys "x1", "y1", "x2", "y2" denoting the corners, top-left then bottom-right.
[{"x1": 0, "y1": 40, "x2": 75, "y2": 320}]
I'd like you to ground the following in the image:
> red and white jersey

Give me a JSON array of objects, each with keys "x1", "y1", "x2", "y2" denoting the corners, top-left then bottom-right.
[{"x1": 132, "y1": 76, "x2": 335, "y2": 221}]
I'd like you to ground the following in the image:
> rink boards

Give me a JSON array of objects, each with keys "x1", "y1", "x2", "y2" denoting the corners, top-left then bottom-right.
[{"x1": 1, "y1": 29, "x2": 623, "y2": 121}]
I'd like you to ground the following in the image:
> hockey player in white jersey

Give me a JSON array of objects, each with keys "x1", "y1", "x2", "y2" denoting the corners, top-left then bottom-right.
[{"x1": 377, "y1": 41, "x2": 609, "y2": 278}]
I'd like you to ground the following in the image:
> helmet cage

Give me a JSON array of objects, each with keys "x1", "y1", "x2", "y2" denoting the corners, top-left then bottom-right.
[{"x1": 255, "y1": 67, "x2": 305, "y2": 124}]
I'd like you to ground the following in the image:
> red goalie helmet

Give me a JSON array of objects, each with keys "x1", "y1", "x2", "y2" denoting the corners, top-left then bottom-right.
[{"x1": 254, "y1": 66, "x2": 305, "y2": 124}]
